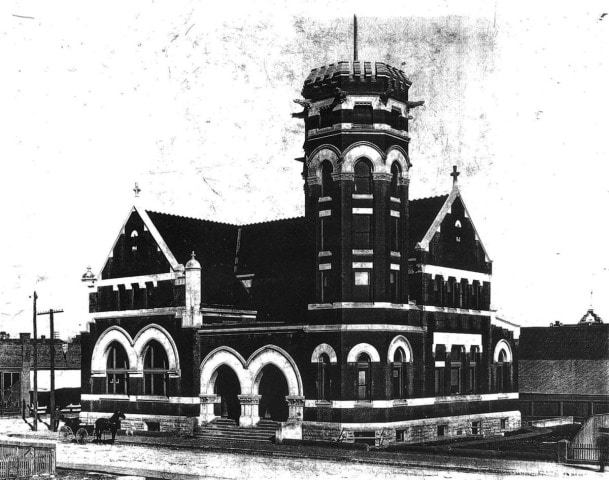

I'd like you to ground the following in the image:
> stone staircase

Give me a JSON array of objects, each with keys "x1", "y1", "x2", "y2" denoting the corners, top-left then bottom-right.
[{"x1": 195, "y1": 418, "x2": 278, "y2": 443}]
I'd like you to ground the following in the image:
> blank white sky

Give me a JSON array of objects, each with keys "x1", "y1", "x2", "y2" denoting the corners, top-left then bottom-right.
[{"x1": 1, "y1": 0, "x2": 608, "y2": 337}]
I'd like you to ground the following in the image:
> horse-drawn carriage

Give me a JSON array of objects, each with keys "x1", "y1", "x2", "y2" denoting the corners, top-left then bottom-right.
[{"x1": 58, "y1": 411, "x2": 125, "y2": 444}]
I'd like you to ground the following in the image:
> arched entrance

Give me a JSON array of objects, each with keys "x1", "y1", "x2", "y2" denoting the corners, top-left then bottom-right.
[
  {"x1": 213, "y1": 365, "x2": 241, "y2": 422},
  {"x1": 257, "y1": 365, "x2": 289, "y2": 422}
]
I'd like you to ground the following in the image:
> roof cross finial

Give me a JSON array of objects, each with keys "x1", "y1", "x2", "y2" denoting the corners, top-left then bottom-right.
[
  {"x1": 133, "y1": 182, "x2": 141, "y2": 198},
  {"x1": 191, "y1": 251, "x2": 196, "y2": 260},
  {"x1": 353, "y1": 14, "x2": 358, "y2": 62},
  {"x1": 450, "y1": 165, "x2": 460, "y2": 185}
]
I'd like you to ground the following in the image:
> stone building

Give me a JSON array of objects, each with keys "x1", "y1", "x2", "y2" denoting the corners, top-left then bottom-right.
[
  {"x1": 80, "y1": 51, "x2": 519, "y2": 443},
  {"x1": 520, "y1": 308, "x2": 609, "y2": 423}
]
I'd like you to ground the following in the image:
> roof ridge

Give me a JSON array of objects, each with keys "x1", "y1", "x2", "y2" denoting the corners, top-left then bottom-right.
[
  {"x1": 239, "y1": 215, "x2": 305, "y2": 227},
  {"x1": 410, "y1": 193, "x2": 450, "y2": 202},
  {"x1": 145, "y1": 209, "x2": 238, "y2": 227}
]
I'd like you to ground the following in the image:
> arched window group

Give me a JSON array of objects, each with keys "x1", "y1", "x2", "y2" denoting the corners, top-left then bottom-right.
[{"x1": 104, "y1": 339, "x2": 170, "y2": 396}]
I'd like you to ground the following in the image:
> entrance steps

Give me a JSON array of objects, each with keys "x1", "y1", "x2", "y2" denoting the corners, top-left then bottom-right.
[{"x1": 195, "y1": 418, "x2": 277, "y2": 443}]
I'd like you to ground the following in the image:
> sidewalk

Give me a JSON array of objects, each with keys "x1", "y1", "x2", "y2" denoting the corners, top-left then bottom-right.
[{"x1": 2, "y1": 418, "x2": 602, "y2": 478}]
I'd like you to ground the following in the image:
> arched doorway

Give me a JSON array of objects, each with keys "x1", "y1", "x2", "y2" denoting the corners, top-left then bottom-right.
[
  {"x1": 213, "y1": 365, "x2": 241, "y2": 423},
  {"x1": 257, "y1": 365, "x2": 289, "y2": 422}
]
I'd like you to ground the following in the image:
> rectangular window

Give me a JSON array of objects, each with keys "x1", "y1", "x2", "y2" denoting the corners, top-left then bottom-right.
[
  {"x1": 353, "y1": 214, "x2": 372, "y2": 249},
  {"x1": 500, "y1": 418, "x2": 507, "y2": 430},
  {"x1": 353, "y1": 103, "x2": 373, "y2": 125},
  {"x1": 389, "y1": 271, "x2": 399, "y2": 303},
  {"x1": 320, "y1": 271, "x2": 329, "y2": 303},
  {"x1": 354, "y1": 271, "x2": 370, "y2": 286},
  {"x1": 357, "y1": 369, "x2": 369, "y2": 400},
  {"x1": 471, "y1": 421, "x2": 481, "y2": 435},
  {"x1": 396, "y1": 429, "x2": 405, "y2": 442},
  {"x1": 450, "y1": 367, "x2": 461, "y2": 394},
  {"x1": 354, "y1": 270, "x2": 371, "y2": 302},
  {"x1": 320, "y1": 217, "x2": 326, "y2": 251},
  {"x1": 437, "y1": 425, "x2": 447, "y2": 437},
  {"x1": 391, "y1": 217, "x2": 400, "y2": 251},
  {"x1": 469, "y1": 365, "x2": 477, "y2": 393},
  {"x1": 434, "y1": 368, "x2": 444, "y2": 395}
]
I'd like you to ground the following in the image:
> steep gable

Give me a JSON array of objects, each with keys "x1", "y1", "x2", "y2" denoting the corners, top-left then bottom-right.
[
  {"x1": 100, "y1": 207, "x2": 177, "y2": 280},
  {"x1": 411, "y1": 186, "x2": 491, "y2": 273}
]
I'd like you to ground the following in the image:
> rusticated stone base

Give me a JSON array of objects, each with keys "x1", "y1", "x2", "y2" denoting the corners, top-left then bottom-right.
[
  {"x1": 79, "y1": 411, "x2": 196, "y2": 435},
  {"x1": 302, "y1": 410, "x2": 521, "y2": 446}
]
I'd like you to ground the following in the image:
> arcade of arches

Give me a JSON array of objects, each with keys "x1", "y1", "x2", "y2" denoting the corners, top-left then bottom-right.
[{"x1": 199, "y1": 346, "x2": 304, "y2": 427}]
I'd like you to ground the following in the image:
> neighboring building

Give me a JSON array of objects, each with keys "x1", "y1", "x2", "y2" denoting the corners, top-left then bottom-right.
[
  {"x1": 0, "y1": 334, "x2": 81, "y2": 414},
  {"x1": 520, "y1": 308, "x2": 609, "y2": 423},
  {"x1": 80, "y1": 54, "x2": 519, "y2": 443}
]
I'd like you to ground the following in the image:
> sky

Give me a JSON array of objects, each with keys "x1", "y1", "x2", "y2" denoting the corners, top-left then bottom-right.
[{"x1": 1, "y1": 0, "x2": 608, "y2": 337}]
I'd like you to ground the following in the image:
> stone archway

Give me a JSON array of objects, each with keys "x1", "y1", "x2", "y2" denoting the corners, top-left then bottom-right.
[
  {"x1": 199, "y1": 347, "x2": 248, "y2": 424},
  {"x1": 199, "y1": 345, "x2": 304, "y2": 427}
]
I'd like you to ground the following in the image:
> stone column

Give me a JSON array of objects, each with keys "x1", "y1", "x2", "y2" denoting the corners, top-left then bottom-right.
[
  {"x1": 238, "y1": 394, "x2": 261, "y2": 427},
  {"x1": 199, "y1": 394, "x2": 220, "y2": 424},
  {"x1": 285, "y1": 395, "x2": 305, "y2": 422}
]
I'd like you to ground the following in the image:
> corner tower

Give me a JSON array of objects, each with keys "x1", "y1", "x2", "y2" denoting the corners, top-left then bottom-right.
[{"x1": 295, "y1": 57, "x2": 423, "y2": 308}]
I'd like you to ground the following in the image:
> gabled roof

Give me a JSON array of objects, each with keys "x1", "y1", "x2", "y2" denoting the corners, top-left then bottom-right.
[
  {"x1": 409, "y1": 194, "x2": 449, "y2": 250},
  {"x1": 412, "y1": 184, "x2": 491, "y2": 262}
]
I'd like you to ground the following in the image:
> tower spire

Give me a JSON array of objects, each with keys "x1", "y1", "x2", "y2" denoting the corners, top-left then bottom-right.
[{"x1": 353, "y1": 15, "x2": 358, "y2": 62}]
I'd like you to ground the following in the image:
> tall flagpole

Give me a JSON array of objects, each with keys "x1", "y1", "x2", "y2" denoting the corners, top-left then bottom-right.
[{"x1": 353, "y1": 15, "x2": 358, "y2": 62}]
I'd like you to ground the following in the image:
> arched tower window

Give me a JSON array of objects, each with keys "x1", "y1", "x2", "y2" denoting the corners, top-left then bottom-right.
[
  {"x1": 143, "y1": 340, "x2": 169, "y2": 396},
  {"x1": 106, "y1": 343, "x2": 129, "y2": 395},
  {"x1": 391, "y1": 347, "x2": 407, "y2": 399},
  {"x1": 317, "y1": 353, "x2": 331, "y2": 401},
  {"x1": 354, "y1": 160, "x2": 372, "y2": 194},
  {"x1": 390, "y1": 162, "x2": 401, "y2": 198},
  {"x1": 320, "y1": 161, "x2": 333, "y2": 198},
  {"x1": 356, "y1": 352, "x2": 371, "y2": 401},
  {"x1": 495, "y1": 348, "x2": 511, "y2": 393}
]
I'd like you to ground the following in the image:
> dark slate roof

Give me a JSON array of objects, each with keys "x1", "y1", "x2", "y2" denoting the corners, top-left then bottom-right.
[
  {"x1": 146, "y1": 211, "x2": 248, "y2": 308},
  {"x1": 146, "y1": 211, "x2": 311, "y2": 320},
  {"x1": 302, "y1": 61, "x2": 411, "y2": 102},
  {"x1": 520, "y1": 325, "x2": 609, "y2": 360},
  {"x1": 238, "y1": 217, "x2": 311, "y2": 323},
  {"x1": 408, "y1": 194, "x2": 449, "y2": 249}
]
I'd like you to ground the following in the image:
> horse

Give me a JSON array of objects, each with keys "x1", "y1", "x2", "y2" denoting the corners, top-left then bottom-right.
[{"x1": 94, "y1": 410, "x2": 126, "y2": 443}]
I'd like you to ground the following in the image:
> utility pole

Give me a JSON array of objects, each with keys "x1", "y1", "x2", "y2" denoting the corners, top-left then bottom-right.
[
  {"x1": 37, "y1": 308, "x2": 63, "y2": 432},
  {"x1": 32, "y1": 291, "x2": 38, "y2": 432}
]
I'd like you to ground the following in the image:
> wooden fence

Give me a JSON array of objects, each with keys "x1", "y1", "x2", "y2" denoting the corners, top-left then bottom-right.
[{"x1": 0, "y1": 438, "x2": 55, "y2": 478}]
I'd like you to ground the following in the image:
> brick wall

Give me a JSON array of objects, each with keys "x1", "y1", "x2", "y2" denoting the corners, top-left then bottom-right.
[{"x1": 520, "y1": 359, "x2": 609, "y2": 395}]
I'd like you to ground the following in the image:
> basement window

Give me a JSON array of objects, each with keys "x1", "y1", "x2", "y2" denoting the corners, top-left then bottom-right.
[
  {"x1": 437, "y1": 425, "x2": 447, "y2": 437},
  {"x1": 471, "y1": 421, "x2": 481, "y2": 435}
]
